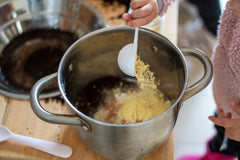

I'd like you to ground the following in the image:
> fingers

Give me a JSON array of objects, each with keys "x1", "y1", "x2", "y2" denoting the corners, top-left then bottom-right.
[
  {"x1": 209, "y1": 108, "x2": 233, "y2": 127},
  {"x1": 128, "y1": 15, "x2": 155, "y2": 27},
  {"x1": 209, "y1": 103, "x2": 240, "y2": 142},
  {"x1": 230, "y1": 101, "x2": 240, "y2": 114},
  {"x1": 126, "y1": 5, "x2": 157, "y2": 27},
  {"x1": 122, "y1": 13, "x2": 134, "y2": 21},
  {"x1": 123, "y1": 0, "x2": 158, "y2": 27},
  {"x1": 216, "y1": 108, "x2": 232, "y2": 118},
  {"x1": 226, "y1": 112, "x2": 232, "y2": 118},
  {"x1": 208, "y1": 115, "x2": 235, "y2": 128},
  {"x1": 131, "y1": 3, "x2": 153, "y2": 18},
  {"x1": 130, "y1": 0, "x2": 149, "y2": 10},
  {"x1": 217, "y1": 108, "x2": 225, "y2": 117}
]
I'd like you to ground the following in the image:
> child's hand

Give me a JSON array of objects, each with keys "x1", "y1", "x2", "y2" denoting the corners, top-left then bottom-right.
[
  {"x1": 209, "y1": 103, "x2": 240, "y2": 141},
  {"x1": 122, "y1": 0, "x2": 159, "y2": 27},
  {"x1": 230, "y1": 101, "x2": 240, "y2": 114}
]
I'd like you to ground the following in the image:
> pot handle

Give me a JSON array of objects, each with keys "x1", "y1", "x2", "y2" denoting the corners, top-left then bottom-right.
[
  {"x1": 30, "y1": 73, "x2": 91, "y2": 132},
  {"x1": 180, "y1": 47, "x2": 213, "y2": 101}
]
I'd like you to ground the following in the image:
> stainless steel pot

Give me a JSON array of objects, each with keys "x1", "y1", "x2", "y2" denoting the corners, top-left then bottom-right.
[
  {"x1": 30, "y1": 26, "x2": 213, "y2": 160},
  {"x1": 0, "y1": 0, "x2": 107, "y2": 99}
]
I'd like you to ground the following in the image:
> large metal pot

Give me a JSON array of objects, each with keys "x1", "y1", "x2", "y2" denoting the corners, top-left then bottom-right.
[
  {"x1": 0, "y1": 0, "x2": 107, "y2": 99},
  {"x1": 30, "y1": 26, "x2": 213, "y2": 160}
]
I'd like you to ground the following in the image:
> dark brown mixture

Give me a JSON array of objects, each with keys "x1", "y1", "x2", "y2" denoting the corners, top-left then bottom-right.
[
  {"x1": 0, "y1": 28, "x2": 78, "y2": 92},
  {"x1": 69, "y1": 76, "x2": 137, "y2": 117}
]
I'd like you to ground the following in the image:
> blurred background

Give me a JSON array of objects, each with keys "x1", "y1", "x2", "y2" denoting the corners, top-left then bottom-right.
[{"x1": 174, "y1": 0, "x2": 228, "y2": 159}]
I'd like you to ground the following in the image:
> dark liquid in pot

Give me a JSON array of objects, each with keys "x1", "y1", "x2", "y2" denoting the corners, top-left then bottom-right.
[
  {"x1": 0, "y1": 29, "x2": 78, "y2": 92},
  {"x1": 69, "y1": 76, "x2": 138, "y2": 117}
]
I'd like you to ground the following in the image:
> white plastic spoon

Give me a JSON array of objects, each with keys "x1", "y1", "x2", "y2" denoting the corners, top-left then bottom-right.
[
  {"x1": 118, "y1": 27, "x2": 139, "y2": 77},
  {"x1": 0, "y1": 125, "x2": 72, "y2": 158}
]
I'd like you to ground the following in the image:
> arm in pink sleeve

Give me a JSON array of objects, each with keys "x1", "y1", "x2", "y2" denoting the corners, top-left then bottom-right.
[
  {"x1": 157, "y1": 0, "x2": 176, "y2": 16},
  {"x1": 228, "y1": 34, "x2": 240, "y2": 81},
  {"x1": 219, "y1": 4, "x2": 240, "y2": 81}
]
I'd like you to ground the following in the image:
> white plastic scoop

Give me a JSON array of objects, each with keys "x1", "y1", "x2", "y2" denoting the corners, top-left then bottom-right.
[
  {"x1": 118, "y1": 27, "x2": 139, "y2": 77},
  {"x1": 0, "y1": 125, "x2": 72, "y2": 158}
]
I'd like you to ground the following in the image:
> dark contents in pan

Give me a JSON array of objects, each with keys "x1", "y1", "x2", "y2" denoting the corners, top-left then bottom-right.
[
  {"x1": 68, "y1": 76, "x2": 137, "y2": 117},
  {"x1": 0, "y1": 28, "x2": 78, "y2": 92}
]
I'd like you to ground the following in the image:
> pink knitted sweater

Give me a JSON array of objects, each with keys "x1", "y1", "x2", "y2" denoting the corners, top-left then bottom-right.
[
  {"x1": 212, "y1": 2, "x2": 240, "y2": 118},
  {"x1": 157, "y1": 0, "x2": 175, "y2": 16}
]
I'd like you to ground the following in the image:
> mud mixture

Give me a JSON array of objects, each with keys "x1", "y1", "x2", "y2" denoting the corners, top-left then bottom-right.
[{"x1": 93, "y1": 57, "x2": 172, "y2": 124}]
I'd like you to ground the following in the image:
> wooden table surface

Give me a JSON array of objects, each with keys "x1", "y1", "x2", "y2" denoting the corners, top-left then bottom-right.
[{"x1": 0, "y1": 1, "x2": 179, "y2": 160}]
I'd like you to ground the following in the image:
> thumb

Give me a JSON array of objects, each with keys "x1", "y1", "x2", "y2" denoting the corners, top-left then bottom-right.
[{"x1": 230, "y1": 101, "x2": 240, "y2": 115}]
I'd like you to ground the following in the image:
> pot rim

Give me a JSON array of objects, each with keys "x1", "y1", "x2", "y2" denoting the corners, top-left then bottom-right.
[{"x1": 57, "y1": 26, "x2": 189, "y2": 127}]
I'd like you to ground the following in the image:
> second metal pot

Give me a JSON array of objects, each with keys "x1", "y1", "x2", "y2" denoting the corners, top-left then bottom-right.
[{"x1": 0, "y1": 0, "x2": 107, "y2": 99}]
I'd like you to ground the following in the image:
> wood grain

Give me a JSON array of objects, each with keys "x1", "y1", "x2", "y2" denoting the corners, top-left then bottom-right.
[{"x1": 0, "y1": 98, "x2": 174, "y2": 160}]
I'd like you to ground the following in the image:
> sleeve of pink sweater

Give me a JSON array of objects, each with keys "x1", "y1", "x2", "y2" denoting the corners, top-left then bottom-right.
[
  {"x1": 212, "y1": 2, "x2": 240, "y2": 118},
  {"x1": 157, "y1": 0, "x2": 176, "y2": 16},
  {"x1": 215, "y1": 2, "x2": 240, "y2": 86}
]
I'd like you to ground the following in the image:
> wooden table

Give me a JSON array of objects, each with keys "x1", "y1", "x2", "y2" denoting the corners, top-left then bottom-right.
[{"x1": 0, "y1": 1, "x2": 178, "y2": 160}]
